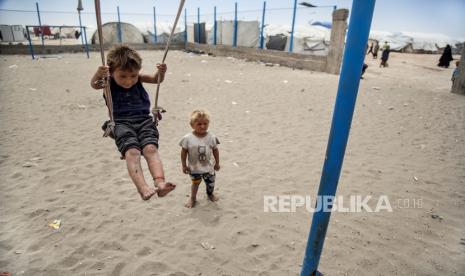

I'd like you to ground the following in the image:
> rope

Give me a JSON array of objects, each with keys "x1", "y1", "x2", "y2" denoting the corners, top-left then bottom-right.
[
  {"x1": 152, "y1": 0, "x2": 186, "y2": 124},
  {"x1": 94, "y1": 0, "x2": 115, "y2": 137}
]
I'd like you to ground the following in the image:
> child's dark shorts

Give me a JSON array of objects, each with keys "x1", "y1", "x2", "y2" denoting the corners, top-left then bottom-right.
[
  {"x1": 190, "y1": 172, "x2": 215, "y2": 195},
  {"x1": 113, "y1": 117, "x2": 159, "y2": 156}
]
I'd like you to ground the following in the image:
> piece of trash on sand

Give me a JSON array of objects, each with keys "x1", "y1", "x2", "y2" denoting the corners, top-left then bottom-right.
[
  {"x1": 201, "y1": 60, "x2": 208, "y2": 63},
  {"x1": 49, "y1": 219, "x2": 61, "y2": 230},
  {"x1": 282, "y1": 80, "x2": 288, "y2": 84},
  {"x1": 224, "y1": 80, "x2": 233, "y2": 84},
  {"x1": 77, "y1": 104, "x2": 86, "y2": 109},
  {"x1": 413, "y1": 176, "x2": 418, "y2": 181},
  {"x1": 8, "y1": 64, "x2": 18, "y2": 69},
  {"x1": 233, "y1": 162, "x2": 239, "y2": 168},
  {"x1": 232, "y1": 101, "x2": 237, "y2": 105},
  {"x1": 200, "y1": 242, "x2": 215, "y2": 250},
  {"x1": 22, "y1": 162, "x2": 37, "y2": 168},
  {"x1": 372, "y1": 86, "x2": 381, "y2": 90},
  {"x1": 245, "y1": 110, "x2": 250, "y2": 114},
  {"x1": 29, "y1": 88, "x2": 37, "y2": 91}
]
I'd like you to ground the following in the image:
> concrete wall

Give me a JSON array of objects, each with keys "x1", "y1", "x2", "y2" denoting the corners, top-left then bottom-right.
[
  {"x1": 0, "y1": 43, "x2": 184, "y2": 56},
  {"x1": 325, "y1": 9, "x2": 349, "y2": 74},
  {"x1": 451, "y1": 42, "x2": 465, "y2": 95},
  {"x1": 185, "y1": 43, "x2": 327, "y2": 71}
]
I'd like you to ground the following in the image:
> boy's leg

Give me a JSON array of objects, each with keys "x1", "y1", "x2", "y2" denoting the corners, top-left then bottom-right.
[
  {"x1": 115, "y1": 120, "x2": 156, "y2": 200},
  {"x1": 203, "y1": 173, "x2": 218, "y2": 202},
  {"x1": 186, "y1": 175, "x2": 201, "y2": 208},
  {"x1": 142, "y1": 144, "x2": 175, "y2": 197},
  {"x1": 125, "y1": 148, "x2": 157, "y2": 200}
]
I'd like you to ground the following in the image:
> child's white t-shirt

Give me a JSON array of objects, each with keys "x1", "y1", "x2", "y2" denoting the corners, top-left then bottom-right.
[{"x1": 179, "y1": 132, "x2": 219, "y2": 174}]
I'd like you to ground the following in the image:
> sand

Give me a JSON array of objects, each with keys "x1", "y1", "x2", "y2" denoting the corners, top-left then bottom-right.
[{"x1": 0, "y1": 50, "x2": 464, "y2": 275}]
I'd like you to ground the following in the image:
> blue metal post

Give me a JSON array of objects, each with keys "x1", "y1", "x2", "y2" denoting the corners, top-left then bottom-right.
[
  {"x1": 289, "y1": 0, "x2": 297, "y2": 52},
  {"x1": 153, "y1": 6, "x2": 158, "y2": 43},
  {"x1": 78, "y1": 11, "x2": 85, "y2": 46},
  {"x1": 78, "y1": 12, "x2": 89, "y2": 58},
  {"x1": 117, "y1": 6, "x2": 122, "y2": 43},
  {"x1": 26, "y1": 26, "x2": 35, "y2": 60},
  {"x1": 233, "y1": 2, "x2": 238, "y2": 47},
  {"x1": 300, "y1": 0, "x2": 376, "y2": 275},
  {"x1": 213, "y1": 6, "x2": 217, "y2": 45},
  {"x1": 184, "y1": 8, "x2": 187, "y2": 45},
  {"x1": 197, "y1": 7, "x2": 200, "y2": 43},
  {"x1": 259, "y1": 1, "x2": 266, "y2": 49},
  {"x1": 35, "y1": 2, "x2": 44, "y2": 46},
  {"x1": 83, "y1": 27, "x2": 90, "y2": 58}
]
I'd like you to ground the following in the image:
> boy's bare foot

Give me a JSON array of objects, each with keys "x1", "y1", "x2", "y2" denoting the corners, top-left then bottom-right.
[
  {"x1": 139, "y1": 186, "x2": 158, "y2": 200},
  {"x1": 208, "y1": 193, "x2": 219, "y2": 202},
  {"x1": 155, "y1": 181, "x2": 176, "y2": 197},
  {"x1": 185, "y1": 198, "x2": 196, "y2": 208}
]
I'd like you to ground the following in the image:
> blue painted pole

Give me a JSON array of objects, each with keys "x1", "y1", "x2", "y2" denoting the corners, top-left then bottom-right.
[
  {"x1": 35, "y1": 2, "x2": 44, "y2": 46},
  {"x1": 78, "y1": 12, "x2": 89, "y2": 58},
  {"x1": 233, "y1": 2, "x2": 238, "y2": 47},
  {"x1": 259, "y1": 1, "x2": 266, "y2": 49},
  {"x1": 78, "y1": 11, "x2": 85, "y2": 46},
  {"x1": 26, "y1": 26, "x2": 35, "y2": 60},
  {"x1": 184, "y1": 8, "x2": 187, "y2": 45},
  {"x1": 117, "y1": 6, "x2": 122, "y2": 43},
  {"x1": 289, "y1": 0, "x2": 297, "y2": 53},
  {"x1": 153, "y1": 6, "x2": 158, "y2": 43},
  {"x1": 300, "y1": 0, "x2": 376, "y2": 275},
  {"x1": 197, "y1": 7, "x2": 200, "y2": 43},
  {"x1": 213, "y1": 6, "x2": 217, "y2": 45}
]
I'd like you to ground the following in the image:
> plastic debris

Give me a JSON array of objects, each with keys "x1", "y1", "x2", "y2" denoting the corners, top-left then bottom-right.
[
  {"x1": 231, "y1": 101, "x2": 237, "y2": 105},
  {"x1": 233, "y1": 162, "x2": 239, "y2": 168},
  {"x1": 372, "y1": 87, "x2": 381, "y2": 90},
  {"x1": 201, "y1": 242, "x2": 215, "y2": 250},
  {"x1": 22, "y1": 162, "x2": 36, "y2": 168},
  {"x1": 283, "y1": 80, "x2": 288, "y2": 84},
  {"x1": 49, "y1": 219, "x2": 61, "y2": 230},
  {"x1": 8, "y1": 64, "x2": 18, "y2": 69},
  {"x1": 413, "y1": 176, "x2": 419, "y2": 181},
  {"x1": 224, "y1": 80, "x2": 233, "y2": 84}
]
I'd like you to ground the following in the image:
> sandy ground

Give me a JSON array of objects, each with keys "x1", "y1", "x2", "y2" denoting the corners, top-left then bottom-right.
[{"x1": 0, "y1": 50, "x2": 464, "y2": 275}]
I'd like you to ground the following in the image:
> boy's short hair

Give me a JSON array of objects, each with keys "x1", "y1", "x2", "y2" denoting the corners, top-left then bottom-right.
[
  {"x1": 190, "y1": 109, "x2": 210, "y2": 125},
  {"x1": 107, "y1": 44, "x2": 142, "y2": 73}
]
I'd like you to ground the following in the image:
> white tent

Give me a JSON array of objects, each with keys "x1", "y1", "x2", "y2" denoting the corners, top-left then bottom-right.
[
  {"x1": 369, "y1": 30, "x2": 462, "y2": 53},
  {"x1": 264, "y1": 24, "x2": 331, "y2": 55},
  {"x1": 91, "y1": 22, "x2": 144, "y2": 44}
]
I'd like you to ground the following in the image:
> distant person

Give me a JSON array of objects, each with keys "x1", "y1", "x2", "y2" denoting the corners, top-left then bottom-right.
[
  {"x1": 438, "y1": 44, "x2": 453, "y2": 68},
  {"x1": 361, "y1": 63, "x2": 368, "y2": 79},
  {"x1": 380, "y1": 41, "x2": 390, "y2": 67},
  {"x1": 180, "y1": 110, "x2": 220, "y2": 208},
  {"x1": 452, "y1": 61, "x2": 460, "y2": 85},
  {"x1": 373, "y1": 42, "x2": 379, "y2": 59},
  {"x1": 74, "y1": 30, "x2": 81, "y2": 40},
  {"x1": 366, "y1": 43, "x2": 373, "y2": 56}
]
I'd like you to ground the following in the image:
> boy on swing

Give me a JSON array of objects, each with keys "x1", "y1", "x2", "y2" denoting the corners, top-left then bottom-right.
[{"x1": 91, "y1": 44, "x2": 175, "y2": 200}]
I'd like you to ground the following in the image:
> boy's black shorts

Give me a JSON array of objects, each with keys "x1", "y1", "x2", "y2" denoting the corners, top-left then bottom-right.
[{"x1": 112, "y1": 117, "x2": 159, "y2": 156}]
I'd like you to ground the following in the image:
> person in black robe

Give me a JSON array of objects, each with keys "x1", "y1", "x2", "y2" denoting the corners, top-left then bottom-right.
[{"x1": 437, "y1": 44, "x2": 453, "y2": 68}]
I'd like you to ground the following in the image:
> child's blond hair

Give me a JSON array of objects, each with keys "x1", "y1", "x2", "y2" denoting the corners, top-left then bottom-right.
[
  {"x1": 190, "y1": 109, "x2": 210, "y2": 125},
  {"x1": 106, "y1": 44, "x2": 142, "y2": 73}
]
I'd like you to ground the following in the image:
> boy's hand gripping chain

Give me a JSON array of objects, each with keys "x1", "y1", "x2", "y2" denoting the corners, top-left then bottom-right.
[{"x1": 94, "y1": 0, "x2": 115, "y2": 138}]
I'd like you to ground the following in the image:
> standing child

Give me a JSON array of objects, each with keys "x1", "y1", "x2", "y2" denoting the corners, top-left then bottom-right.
[
  {"x1": 180, "y1": 110, "x2": 220, "y2": 208},
  {"x1": 90, "y1": 44, "x2": 175, "y2": 200}
]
